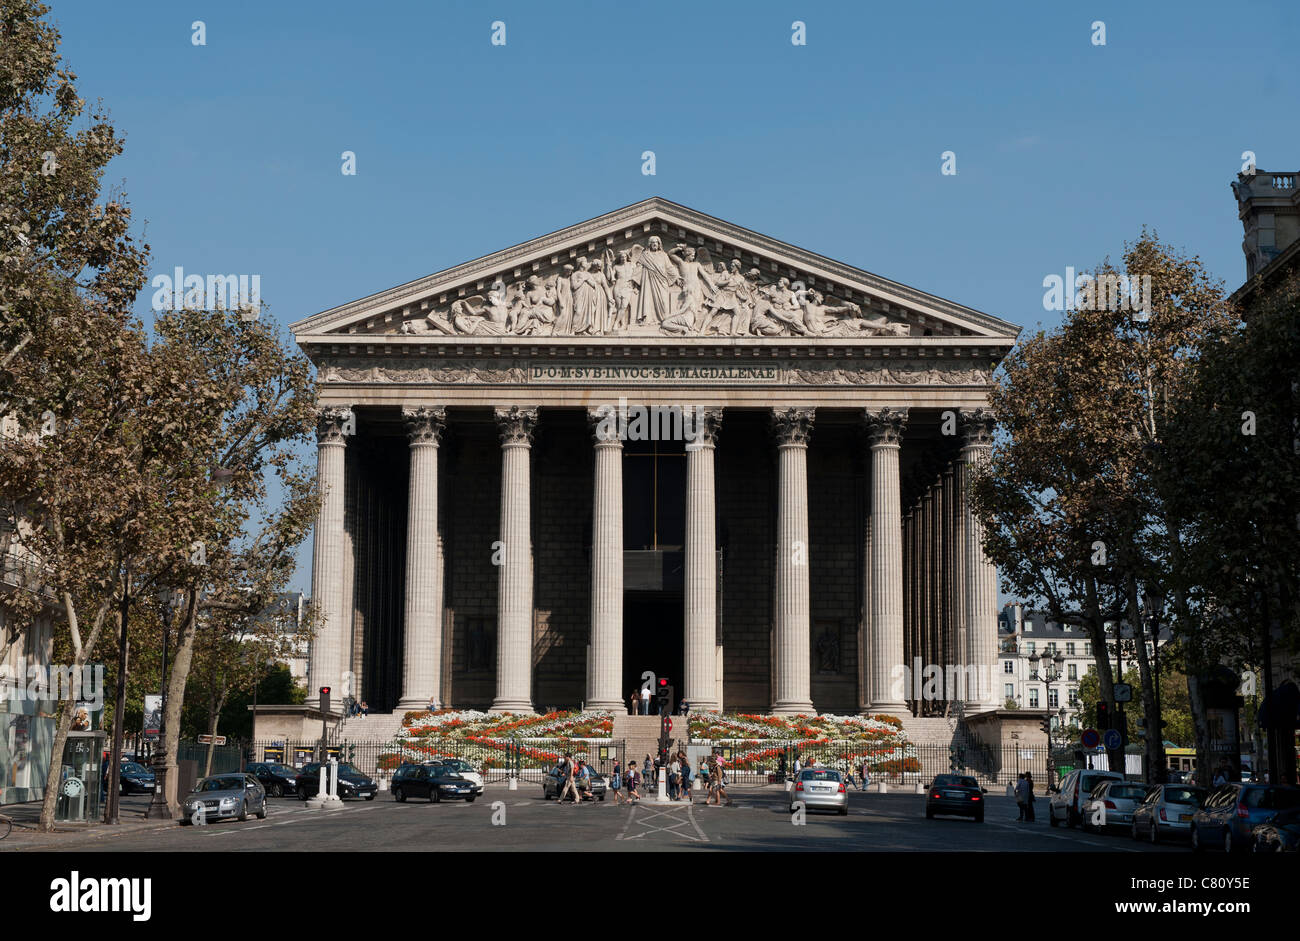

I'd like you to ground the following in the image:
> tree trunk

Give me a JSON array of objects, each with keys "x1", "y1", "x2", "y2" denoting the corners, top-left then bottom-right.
[
  {"x1": 105, "y1": 589, "x2": 131, "y2": 824},
  {"x1": 38, "y1": 598, "x2": 110, "y2": 832},
  {"x1": 1124, "y1": 574, "x2": 1165, "y2": 783},
  {"x1": 157, "y1": 590, "x2": 200, "y2": 817},
  {"x1": 203, "y1": 688, "x2": 229, "y2": 777}
]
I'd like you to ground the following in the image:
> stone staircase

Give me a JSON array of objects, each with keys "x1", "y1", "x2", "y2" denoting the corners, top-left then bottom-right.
[
  {"x1": 335, "y1": 711, "x2": 409, "y2": 745},
  {"x1": 612, "y1": 714, "x2": 686, "y2": 768}
]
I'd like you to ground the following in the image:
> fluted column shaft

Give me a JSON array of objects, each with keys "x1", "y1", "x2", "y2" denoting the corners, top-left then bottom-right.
[
  {"x1": 770, "y1": 407, "x2": 815, "y2": 714},
  {"x1": 398, "y1": 407, "x2": 446, "y2": 711},
  {"x1": 308, "y1": 407, "x2": 352, "y2": 708},
  {"x1": 961, "y1": 409, "x2": 1000, "y2": 712},
  {"x1": 587, "y1": 408, "x2": 624, "y2": 710},
  {"x1": 491, "y1": 406, "x2": 538, "y2": 714},
  {"x1": 685, "y1": 408, "x2": 723, "y2": 712},
  {"x1": 866, "y1": 408, "x2": 908, "y2": 713}
]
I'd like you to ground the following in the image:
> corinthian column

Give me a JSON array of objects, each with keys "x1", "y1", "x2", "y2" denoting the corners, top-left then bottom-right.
[
  {"x1": 587, "y1": 407, "x2": 624, "y2": 711},
  {"x1": 397, "y1": 406, "x2": 446, "y2": 711},
  {"x1": 770, "y1": 407, "x2": 815, "y2": 715},
  {"x1": 490, "y1": 406, "x2": 538, "y2": 714},
  {"x1": 865, "y1": 407, "x2": 908, "y2": 713},
  {"x1": 684, "y1": 407, "x2": 723, "y2": 713},
  {"x1": 308, "y1": 406, "x2": 352, "y2": 708},
  {"x1": 960, "y1": 408, "x2": 1000, "y2": 712}
]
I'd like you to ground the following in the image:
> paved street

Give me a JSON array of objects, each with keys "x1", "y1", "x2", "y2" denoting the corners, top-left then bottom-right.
[{"x1": 5, "y1": 788, "x2": 1186, "y2": 853}]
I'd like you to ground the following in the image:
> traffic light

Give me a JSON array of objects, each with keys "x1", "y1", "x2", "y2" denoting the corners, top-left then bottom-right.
[
  {"x1": 657, "y1": 677, "x2": 672, "y2": 713},
  {"x1": 1040, "y1": 715, "x2": 1052, "y2": 736},
  {"x1": 948, "y1": 744, "x2": 963, "y2": 772},
  {"x1": 319, "y1": 686, "x2": 331, "y2": 713},
  {"x1": 1096, "y1": 700, "x2": 1110, "y2": 730}
]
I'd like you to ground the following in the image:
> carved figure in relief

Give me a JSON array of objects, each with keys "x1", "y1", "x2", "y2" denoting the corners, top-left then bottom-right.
[
  {"x1": 701, "y1": 259, "x2": 752, "y2": 335},
  {"x1": 660, "y1": 244, "x2": 717, "y2": 335},
  {"x1": 571, "y1": 256, "x2": 611, "y2": 336},
  {"x1": 515, "y1": 275, "x2": 557, "y2": 336},
  {"x1": 799, "y1": 290, "x2": 876, "y2": 336},
  {"x1": 552, "y1": 264, "x2": 575, "y2": 334},
  {"x1": 606, "y1": 249, "x2": 639, "y2": 332},
  {"x1": 631, "y1": 236, "x2": 682, "y2": 325}
]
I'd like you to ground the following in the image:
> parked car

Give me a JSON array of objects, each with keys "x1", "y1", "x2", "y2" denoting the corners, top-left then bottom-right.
[
  {"x1": 246, "y1": 762, "x2": 301, "y2": 797},
  {"x1": 295, "y1": 762, "x2": 378, "y2": 801},
  {"x1": 1251, "y1": 806, "x2": 1300, "y2": 853},
  {"x1": 1048, "y1": 769, "x2": 1123, "y2": 828},
  {"x1": 1192, "y1": 784, "x2": 1300, "y2": 853},
  {"x1": 179, "y1": 773, "x2": 267, "y2": 824},
  {"x1": 106, "y1": 760, "x2": 156, "y2": 796},
  {"x1": 924, "y1": 773, "x2": 985, "y2": 822},
  {"x1": 541, "y1": 764, "x2": 607, "y2": 801},
  {"x1": 392, "y1": 762, "x2": 482, "y2": 803},
  {"x1": 433, "y1": 758, "x2": 485, "y2": 789},
  {"x1": 1082, "y1": 780, "x2": 1151, "y2": 832},
  {"x1": 790, "y1": 767, "x2": 849, "y2": 816},
  {"x1": 1130, "y1": 784, "x2": 1207, "y2": 844}
]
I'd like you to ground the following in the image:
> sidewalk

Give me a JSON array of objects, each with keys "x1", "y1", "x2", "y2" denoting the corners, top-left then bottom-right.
[{"x1": 1, "y1": 798, "x2": 173, "y2": 850}]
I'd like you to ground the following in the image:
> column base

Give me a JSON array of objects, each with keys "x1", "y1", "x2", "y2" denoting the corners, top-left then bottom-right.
[
  {"x1": 584, "y1": 699, "x2": 625, "y2": 712},
  {"x1": 867, "y1": 700, "x2": 910, "y2": 717},
  {"x1": 396, "y1": 698, "x2": 439, "y2": 712},
  {"x1": 685, "y1": 700, "x2": 720, "y2": 714},
  {"x1": 488, "y1": 700, "x2": 535, "y2": 715},
  {"x1": 769, "y1": 700, "x2": 815, "y2": 716}
]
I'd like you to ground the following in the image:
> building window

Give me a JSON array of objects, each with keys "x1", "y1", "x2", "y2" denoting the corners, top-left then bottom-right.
[
  {"x1": 1083, "y1": 642, "x2": 1092, "y2": 656},
  {"x1": 1047, "y1": 642, "x2": 1057, "y2": 655},
  {"x1": 1068, "y1": 688, "x2": 1080, "y2": 706},
  {"x1": 1067, "y1": 664, "x2": 1077, "y2": 680},
  {"x1": 1004, "y1": 660, "x2": 1014, "y2": 674},
  {"x1": 1005, "y1": 683, "x2": 1015, "y2": 700},
  {"x1": 1066, "y1": 642, "x2": 1075, "y2": 656},
  {"x1": 1048, "y1": 689, "x2": 1059, "y2": 708},
  {"x1": 1029, "y1": 688, "x2": 1039, "y2": 708},
  {"x1": 1026, "y1": 642, "x2": 1036, "y2": 655}
]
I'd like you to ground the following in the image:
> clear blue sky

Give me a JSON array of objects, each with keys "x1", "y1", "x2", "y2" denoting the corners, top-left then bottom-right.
[{"x1": 47, "y1": 0, "x2": 1300, "y2": 594}]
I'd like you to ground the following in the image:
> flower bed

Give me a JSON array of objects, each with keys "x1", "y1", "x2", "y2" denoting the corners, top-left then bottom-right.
[
  {"x1": 689, "y1": 713, "x2": 919, "y2": 774},
  {"x1": 380, "y1": 709, "x2": 615, "y2": 771}
]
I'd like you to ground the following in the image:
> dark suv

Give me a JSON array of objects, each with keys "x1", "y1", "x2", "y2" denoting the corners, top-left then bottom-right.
[{"x1": 1191, "y1": 783, "x2": 1300, "y2": 853}]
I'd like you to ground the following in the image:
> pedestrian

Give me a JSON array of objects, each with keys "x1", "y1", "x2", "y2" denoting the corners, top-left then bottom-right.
[
  {"x1": 640, "y1": 685, "x2": 651, "y2": 715},
  {"x1": 841, "y1": 760, "x2": 857, "y2": 790},
  {"x1": 644, "y1": 753, "x2": 654, "y2": 788},
  {"x1": 793, "y1": 754, "x2": 802, "y2": 778},
  {"x1": 1023, "y1": 772, "x2": 1036, "y2": 822},
  {"x1": 611, "y1": 759, "x2": 626, "y2": 804},
  {"x1": 427, "y1": 695, "x2": 437, "y2": 712},
  {"x1": 558, "y1": 753, "x2": 581, "y2": 804},
  {"x1": 359, "y1": 700, "x2": 369, "y2": 717},
  {"x1": 679, "y1": 753, "x2": 692, "y2": 802},
  {"x1": 710, "y1": 754, "x2": 734, "y2": 806},
  {"x1": 699, "y1": 756, "x2": 711, "y2": 791},
  {"x1": 668, "y1": 754, "x2": 681, "y2": 799},
  {"x1": 1212, "y1": 765, "x2": 1227, "y2": 788},
  {"x1": 1014, "y1": 773, "x2": 1026, "y2": 820},
  {"x1": 680, "y1": 698, "x2": 690, "y2": 719},
  {"x1": 576, "y1": 759, "x2": 592, "y2": 802},
  {"x1": 862, "y1": 763, "x2": 870, "y2": 790},
  {"x1": 628, "y1": 691, "x2": 637, "y2": 716},
  {"x1": 626, "y1": 760, "x2": 641, "y2": 803}
]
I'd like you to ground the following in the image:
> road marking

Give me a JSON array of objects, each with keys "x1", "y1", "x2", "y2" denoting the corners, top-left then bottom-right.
[{"x1": 617, "y1": 803, "x2": 709, "y2": 842}]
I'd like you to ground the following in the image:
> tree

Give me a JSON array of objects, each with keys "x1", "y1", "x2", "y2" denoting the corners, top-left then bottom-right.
[{"x1": 971, "y1": 232, "x2": 1237, "y2": 782}]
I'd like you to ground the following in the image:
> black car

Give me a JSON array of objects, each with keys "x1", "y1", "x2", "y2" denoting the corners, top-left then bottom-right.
[
  {"x1": 1252, "y1": 806, "x2": 1300, "y2": 853},
  {"x1": 542, "y1": 763, "x2": 607, "y2": 801},
  {"x1": 295, "y1": 762, "x2": 377, "y2": 800},
  {"x1": 925, "y1": 773, "x2": 986, "y2": 822},
  {"x1": 392, "y1": 762, "x2": 481, "y2": 803},
  {"x1": 246, "y1": 761, "x2": 301, "y2": 797},
  {"x1": 104, "y1": 760, "x2": 156, "y2": 796}
]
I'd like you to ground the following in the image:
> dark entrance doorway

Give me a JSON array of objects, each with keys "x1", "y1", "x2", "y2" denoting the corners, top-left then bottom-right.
[{"x1": 622, "y1": 592, "x2": 683, "y2": 711}]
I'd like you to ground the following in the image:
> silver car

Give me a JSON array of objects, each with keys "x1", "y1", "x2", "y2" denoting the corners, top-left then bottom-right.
[
  {"x1": 1130, "y1": 784, "x2": 1207, "y2": 843},
  {"x1": 789, "y1": 767, "x2": 849, "y2": 816},
  {"x1": 180, "y1": 773, "x2": 268, "y2": 825},
  {"x1": 1082, "y1": 780, "x2": 1152, "y2": 832}
]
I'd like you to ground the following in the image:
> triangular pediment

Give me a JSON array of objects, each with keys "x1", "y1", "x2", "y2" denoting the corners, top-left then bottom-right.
[{"x1": 291, "y1": 198, "x2": 1018, "y2": 343}]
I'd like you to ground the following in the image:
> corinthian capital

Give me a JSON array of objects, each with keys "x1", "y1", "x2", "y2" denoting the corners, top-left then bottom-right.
[
  {"x1": 494, "y1": 405, "x2": 539, "y2": 446},
  {"x1": 685, "y1": 406, "x2": 723, "y2": 450},
  {"x1": 317, "y1": 406, "x2": 354, "y2": 445},
  {"x1": 864, "y1": 407, "x2": 908, "y2": 446},
  {"x1": 959, "y1": 408, "x2": 996, "y2": 449},
  {"x1": 402, "y1": 406, "x2": 446, "y2": 446},
  {"x1": 771, "y1": 407, "x2": 815, "y2": 447}
]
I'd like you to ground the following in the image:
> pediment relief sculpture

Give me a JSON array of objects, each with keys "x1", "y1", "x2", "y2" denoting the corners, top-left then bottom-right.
[{"x1": 393, "y1": 238, "x2": 912, "y2": 340}]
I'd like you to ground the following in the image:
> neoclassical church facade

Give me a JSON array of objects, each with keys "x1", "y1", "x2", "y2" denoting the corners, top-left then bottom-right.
[{"x1": 290, "y1": 198, "x2": 1018, "y2": 717}]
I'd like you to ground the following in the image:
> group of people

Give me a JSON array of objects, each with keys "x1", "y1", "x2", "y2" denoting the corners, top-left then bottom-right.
[
  {"x1": 605, "y1": 750, "x2": 734, "y2": 806},
  {"x1": 344, "y1": 697, "x2": 369, "y2": 718},
  {"x1": 626, "y1": 688, "x2": 691, "y2": 716},
  {"x1": 1014, "y1": 772, "x2": 1036, "y2": 821},
  {"x1": 552, "y1": 753, "x2": 599, "y2": 803}
]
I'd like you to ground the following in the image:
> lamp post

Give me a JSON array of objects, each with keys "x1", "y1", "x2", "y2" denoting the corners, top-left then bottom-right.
[
  {"x1": 1029, "y1": 650, "x2": 1067, "y2": 788},
  {"x1": 146, "y1": 588, "x2": 178, "y2": 820}
]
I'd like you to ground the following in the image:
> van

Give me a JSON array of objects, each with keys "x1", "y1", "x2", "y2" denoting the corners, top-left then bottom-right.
[{"x1": 1049, "y1": 768, "x2": 1124, "y2": 828}]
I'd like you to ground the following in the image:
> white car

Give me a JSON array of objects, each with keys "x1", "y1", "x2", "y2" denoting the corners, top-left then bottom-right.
[
  {"x1": 1082, "y1": 780, "x2": 1152, "y2": 832},
  {"x1": 1049, "y1": 768, "x2": 1123, "y2": 828},
  {"x1": 434, "y1": 758, "x2": 484, "y2": 788},
  {"x1": 1130, "y1": 784, "x2": 1208, "y2": 843}
]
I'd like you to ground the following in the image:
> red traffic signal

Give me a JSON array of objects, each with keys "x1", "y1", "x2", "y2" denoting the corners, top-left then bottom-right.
[{"x1": 658, "y1": 678, "x2": 667, "y2": 687}]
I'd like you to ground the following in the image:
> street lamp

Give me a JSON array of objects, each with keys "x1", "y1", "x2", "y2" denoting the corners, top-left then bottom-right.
[
  {"x1": 146, "y1": 587, "x2": 179, "y2": 820},
  {"x1": 1029, "y1": 651, "x2": 1067, "y2": 789}
]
